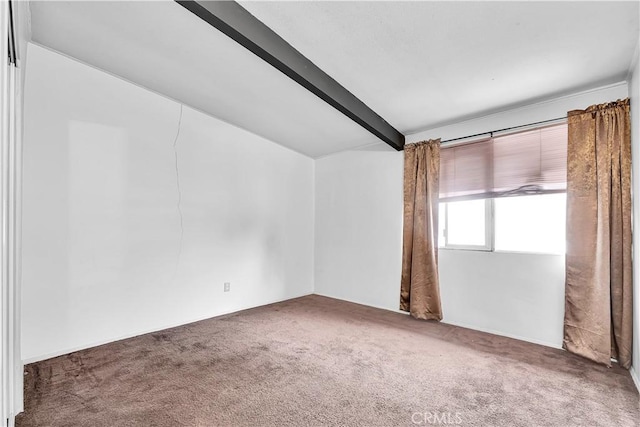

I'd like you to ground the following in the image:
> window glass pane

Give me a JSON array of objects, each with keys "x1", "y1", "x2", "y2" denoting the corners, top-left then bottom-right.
[
  {"x1": 446, "y1": 199, "x2": 486, "y2": 246},
  {"x1": 494, "y1": 194, "x2": 566, "y2": 254}
]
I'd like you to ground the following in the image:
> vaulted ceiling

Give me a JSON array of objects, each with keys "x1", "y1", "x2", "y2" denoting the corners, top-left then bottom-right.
[{"x1": 30, "y1": 1, "x2": 639, "y2": 158}]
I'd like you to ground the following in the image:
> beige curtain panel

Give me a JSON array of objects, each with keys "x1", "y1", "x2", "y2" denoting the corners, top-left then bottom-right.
[
  {"x1": 564, "y1": 98, "x2": 633, "y2": 369},
  {"x1": 400, "y1": 140, "x2": 442, "y2": 320}
]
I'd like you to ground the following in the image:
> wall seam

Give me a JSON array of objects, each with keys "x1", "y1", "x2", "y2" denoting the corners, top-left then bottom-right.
[{"x1": 172, "y1": 104, "x2": 184, "y2": 276}]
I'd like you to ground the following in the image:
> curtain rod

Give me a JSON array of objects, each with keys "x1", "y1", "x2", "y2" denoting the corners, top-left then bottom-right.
[{"x1": 440, "y1": 116, "x2": 566, "y2": 144}]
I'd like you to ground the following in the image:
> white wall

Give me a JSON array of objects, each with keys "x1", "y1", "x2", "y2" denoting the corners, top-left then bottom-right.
[
  {"x1": 629, "y1": 38, "x2": 640, "y2": 390},
  {"x1": 314, "y1": 146, "x2": 403, "y2": 311},
  {"x1": 315, "y1": 82, "x2": 628, "y2": 349},
  {"x1": 21, "y1": 44, "x2": 314, "y2": 363}
]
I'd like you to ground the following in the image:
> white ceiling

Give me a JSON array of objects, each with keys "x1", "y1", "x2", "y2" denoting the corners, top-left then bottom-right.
[
  {"x1": 241, "y1": 1, "x2": 639, "y2": 134},
  {"x1": 29, "y1": 1, "x2": 376, "y2": 158},
  {"x1": 30, "y1": 1, "x2": 639, "y2": 158}
]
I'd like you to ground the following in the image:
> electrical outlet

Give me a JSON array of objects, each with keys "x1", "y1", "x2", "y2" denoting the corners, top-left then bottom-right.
[{"x1": 224, "y1": 282, "x2": 230, "y2": 292}]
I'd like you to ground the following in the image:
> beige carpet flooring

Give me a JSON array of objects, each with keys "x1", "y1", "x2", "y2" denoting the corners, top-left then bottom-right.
[{"x1": 16, "y1": 295, "x2": 640, "y2": 426}]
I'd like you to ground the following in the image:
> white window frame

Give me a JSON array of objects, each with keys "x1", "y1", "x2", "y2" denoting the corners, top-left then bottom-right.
[
  {"x1": 440, "y1": 198, "x2": 494, "y2": 251},
  {"x1": 440, "y1": 194, "x2": 567, "y2": 254}
]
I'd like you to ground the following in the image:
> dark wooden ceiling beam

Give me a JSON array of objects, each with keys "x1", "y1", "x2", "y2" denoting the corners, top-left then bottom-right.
[{"x1": 175, "y1": 0, "x2": 405, "y2": 151}]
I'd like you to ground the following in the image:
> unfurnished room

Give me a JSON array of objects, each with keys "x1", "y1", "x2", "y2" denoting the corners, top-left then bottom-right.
[{"x1": 0, "y1": 1, "x2": 639, "y2": 426}]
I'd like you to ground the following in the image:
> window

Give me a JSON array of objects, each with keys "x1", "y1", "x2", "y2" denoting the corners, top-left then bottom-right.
[
  {"x1": 439, "y1": 194, "x2": 566, "y2": 254},
  {"x1": 494, "y1": 193, "x2": 566, "y2": 254},
  {"x1": 438, "y1": 199, "x2": 492, "y2": 250},
  {"x1": 437, "y1": 124, "x2": 567, "y2": 254}
]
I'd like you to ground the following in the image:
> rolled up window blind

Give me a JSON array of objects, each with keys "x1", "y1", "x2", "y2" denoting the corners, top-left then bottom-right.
[{"x1": 439, "y1": 124, "x2": 567, "y2": 201}]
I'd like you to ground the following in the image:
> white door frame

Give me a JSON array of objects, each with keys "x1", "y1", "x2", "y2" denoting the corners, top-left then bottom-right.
[
  {"x1": 1, "y1": 0, "x2": 10, "y2": 422},
  {"x1": 1, "y1": 0, "x2": 22, "y2": 425}
]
